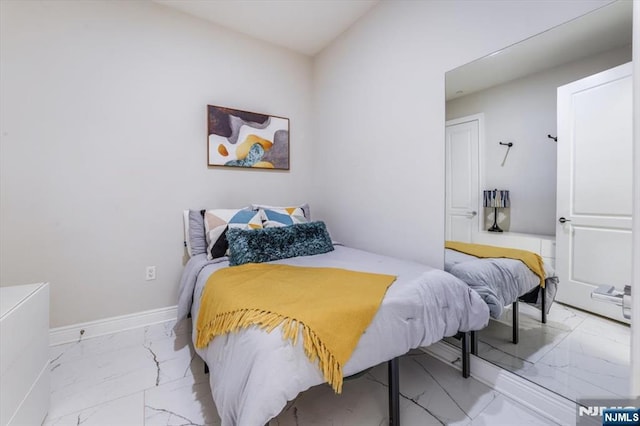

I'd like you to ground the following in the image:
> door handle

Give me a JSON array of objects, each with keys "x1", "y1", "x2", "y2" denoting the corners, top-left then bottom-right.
[
  {"x1": 591, "y1": 285, "x2": 623, "y2": 306},
  {"x1": 558, "y1": 217, "x2": 571, "y2": 223},
  {"x1": 591, "y1": 285, "x2": 631, "y2": 319},
  {"x1": 465, "y1": 211, "x2": 477, "y2": 218}
]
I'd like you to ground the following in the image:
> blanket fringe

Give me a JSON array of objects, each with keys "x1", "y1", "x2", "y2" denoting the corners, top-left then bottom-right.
[{"x1": 196, "y1": 309, "x2": 344, "y2": 393}]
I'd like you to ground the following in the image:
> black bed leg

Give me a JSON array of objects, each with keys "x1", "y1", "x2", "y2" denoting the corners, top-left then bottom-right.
[
  {"x1": 470, "y1": 330, "x2": 478, "y2": 356},
  {"x1": 388, "y1": 357, "x2": 400, "y2": 426},
  {"x1": 512, "y1": 301, "x2": 519, "y2": 344},
  {"x1": 461, "y1": 331, "x2": 470, "y2": 378},
  {"x1": 541, "y1": 285, "x2": 547, "y2": 324}
]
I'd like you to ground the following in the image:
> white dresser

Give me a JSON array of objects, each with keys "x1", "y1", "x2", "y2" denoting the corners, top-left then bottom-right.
[
  {"x1": 472, "y1": 231, "x2": 556, "y2": 268},
  {"x1": 0, "y1": 283, "x2": 50, "y2": 426}
]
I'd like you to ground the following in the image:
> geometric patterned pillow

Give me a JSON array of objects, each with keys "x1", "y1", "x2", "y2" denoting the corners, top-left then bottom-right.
[
  {"x1": 259, "y1": 207, "x2": 308, "y2": 228},
  {"x1": 204, "y1": 209, "x2": 263, "y2": 260},
  {"x1": 251, "y1": 203, "x2": 311, "y2": 220}
]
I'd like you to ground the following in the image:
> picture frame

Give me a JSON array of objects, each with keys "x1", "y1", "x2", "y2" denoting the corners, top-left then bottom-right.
[{"x1": 207, "y1": 105, "x2": 290, "y2": 170}]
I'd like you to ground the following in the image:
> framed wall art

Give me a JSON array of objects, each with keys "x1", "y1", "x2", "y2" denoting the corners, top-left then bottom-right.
[{"x1": 207, "y1": 105, "x2": 290, "y2": 170}]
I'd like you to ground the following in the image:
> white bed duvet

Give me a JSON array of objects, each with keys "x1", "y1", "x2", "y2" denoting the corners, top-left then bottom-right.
[{"x1": 177, "y1": 246, "x2": 490, "y2": 426}]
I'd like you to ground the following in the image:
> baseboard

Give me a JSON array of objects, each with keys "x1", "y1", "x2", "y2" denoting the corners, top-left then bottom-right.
[
  {"x1": 49, "y1": 305, "x2": 178, "y2": 346},
  {"x1": 424, "y1": 341, "x2": 577, "y2": 425}
]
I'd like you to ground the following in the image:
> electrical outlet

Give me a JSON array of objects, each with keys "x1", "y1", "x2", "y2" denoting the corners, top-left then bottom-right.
[{"x1": 145, "y1": 266, "x2": 156, "y2": 281}]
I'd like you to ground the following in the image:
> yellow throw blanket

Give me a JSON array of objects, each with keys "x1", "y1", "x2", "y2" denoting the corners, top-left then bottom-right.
[
  {"x1": 445, "y1": 240, "x2": 546, "y2": 288},
  {"x1": 196, "y1": 263, "x2": 396, "y2": 393}
]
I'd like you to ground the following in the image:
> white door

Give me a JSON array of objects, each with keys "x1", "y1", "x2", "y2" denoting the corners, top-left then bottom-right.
[
  {"x1": 445, "y1": 118, "x2": 480, "y2": 243},
  {"x1": 555, "y1": 62, "x2": 632, "y2": 323}
]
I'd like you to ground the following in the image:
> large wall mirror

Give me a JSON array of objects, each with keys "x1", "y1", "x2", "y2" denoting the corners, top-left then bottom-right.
[{"x1": 444, "y1": 0, "x2": 632, "y2": 403}]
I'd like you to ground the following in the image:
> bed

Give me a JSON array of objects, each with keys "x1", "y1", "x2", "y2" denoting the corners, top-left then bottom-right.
[
  {"x1": 177, "y1": 207, "x2": 490, "y2": 426},
  {"x1": 444, "y1": 240, "x2": 558, "y2": 346}
]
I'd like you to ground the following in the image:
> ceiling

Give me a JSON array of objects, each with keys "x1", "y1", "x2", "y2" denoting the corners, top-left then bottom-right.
[
  {"x1": 446, "y1": 1, "x2": 632, "y2": 100},
  {"x1": 153, "y1": 0, "x2": 380, "y2": 56},
  {"x1": 153, "y1": 1, "x2": 631, "y2": 89}
]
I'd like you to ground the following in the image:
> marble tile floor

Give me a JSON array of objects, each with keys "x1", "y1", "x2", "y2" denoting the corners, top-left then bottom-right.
[
  {"x1": 44, "y1": 320, "x2": 557, "y2": 426},
  {"x1": 445, "y1": 302, "x2": 631, "y2": 403}
]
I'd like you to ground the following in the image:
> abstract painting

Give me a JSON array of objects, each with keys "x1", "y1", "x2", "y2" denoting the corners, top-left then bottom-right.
[{"x1": 207, "y1": 105, "x2": 289, "y2": 170}]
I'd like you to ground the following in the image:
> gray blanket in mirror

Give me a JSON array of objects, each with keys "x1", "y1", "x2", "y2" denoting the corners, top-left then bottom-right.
[{"x1": 444, "y1": 248, "x2": 557, "y2": 319}]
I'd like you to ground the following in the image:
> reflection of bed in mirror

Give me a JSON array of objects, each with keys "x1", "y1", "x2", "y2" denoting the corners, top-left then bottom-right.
[
  {"x1": 444, "y1": 239, "x2": 558, "y2": 346},
  {"x1": 443, "y1": 0, "x2": 632, "y2": 404}
]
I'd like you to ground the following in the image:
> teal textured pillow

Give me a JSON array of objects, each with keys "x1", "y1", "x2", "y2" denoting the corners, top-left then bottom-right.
[{"x1": 226, "y1": 221, "x2": 334, "y2": 266}]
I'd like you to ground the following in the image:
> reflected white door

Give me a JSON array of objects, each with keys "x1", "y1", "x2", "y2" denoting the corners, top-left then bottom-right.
[
  {"x1": 445, "y1": 118, "x2": 480, "y2": 243},
  {"x1": 555, "y1": 62, "x2": 632, "y2": 323}
]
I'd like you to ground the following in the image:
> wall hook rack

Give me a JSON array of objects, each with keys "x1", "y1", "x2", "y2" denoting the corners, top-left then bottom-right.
[
  {"x1": 499, "y1": 141, "x2": 513, "y2": 166},
  {"x1": 547, "y1": 134, "x2": 557, "y2": 142}
]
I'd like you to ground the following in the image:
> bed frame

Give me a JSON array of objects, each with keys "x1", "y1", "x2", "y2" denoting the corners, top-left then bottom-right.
[
  {"x1": 386, "y1": 287, "x2": 549, "y2": 425},
  {"x1": 204, "y1": 331, "x2": 474, "y2": 426},
  {"x1": 511, "y1": 284, "x2": 546, "y2": 345},
  {"x1": 203, "y1": 331, "x2": 473, "y2": 426},
  {"x1": 386, "y1": 331, "x2": 472, "y2": 426}
]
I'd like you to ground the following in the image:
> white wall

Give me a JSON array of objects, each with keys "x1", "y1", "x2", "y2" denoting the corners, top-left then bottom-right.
[
  {"x1": 0, "y1": 0, "x2": 313, "y2": 327},
  {"x1": 312, "y1": 0, "x2": 612, "y2": 266},
  {"x1": 0, "y1": 0, "x2": 617, "y2": 328},
  {"x1": 446, "y1": 45, "x2": 631, "y2": 236}
]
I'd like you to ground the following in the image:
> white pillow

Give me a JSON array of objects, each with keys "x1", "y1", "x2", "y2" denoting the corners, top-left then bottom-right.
[
  {"x1": 183, "y1": 210, "x2": 207, "y2": 257},
  {"x1": 183, "y1": 210, "x2": 191, "y2": 256}
]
